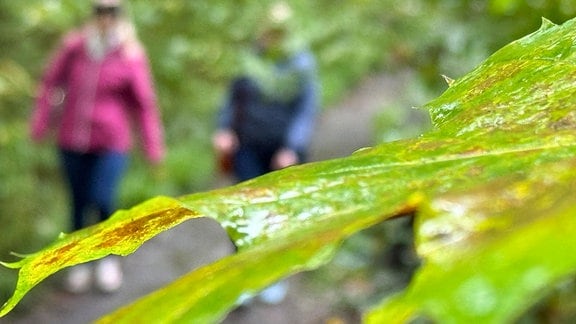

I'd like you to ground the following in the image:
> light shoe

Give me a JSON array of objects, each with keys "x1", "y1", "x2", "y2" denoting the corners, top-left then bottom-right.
[
  {"x1": 258, "y1": 281, "x2": 288, "y2": 305},
  {"x1": 64, "y1": 264, "x2": 92, "y2": 294},
  {"x1": 95, "y1": 256, "x2": 123, "y2": 293}
]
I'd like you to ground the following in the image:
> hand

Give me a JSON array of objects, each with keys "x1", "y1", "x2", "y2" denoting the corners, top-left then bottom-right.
[
  {"x1": 212, "y1": 129, "x2": 238, "y2": 156},
  {"x1": 272, "y1": 148, "x2": 299, "y2": 170}
]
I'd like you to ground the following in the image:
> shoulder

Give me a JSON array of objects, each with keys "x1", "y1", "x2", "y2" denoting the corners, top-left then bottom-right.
[
  {"x1": 291, "y1": 50, "x2": 316, "y2": 70},
  {"x1": 122, "y1": 41, "x2": 147, "y2": 62},
  {"x1": 59, "y1": 29, "x2": 86, "y2": 52},
  {"x1": 116, "y1": 20, "x2": 148, "y2": 62}
]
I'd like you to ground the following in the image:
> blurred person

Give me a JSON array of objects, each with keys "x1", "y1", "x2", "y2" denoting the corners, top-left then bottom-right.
[
  {"x1": 213, "y1": 9, "x2": 318, "y2": 182},
  {"x1": 212, "y1": 2, "x2": 319, "y2": 304},
  {"x1": 29, "y1": 0, "x2": 165, "y2": 294}
]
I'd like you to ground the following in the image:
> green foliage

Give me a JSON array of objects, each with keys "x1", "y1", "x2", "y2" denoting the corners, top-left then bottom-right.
[{"x1": 3, "y1": 15, "x2": 576, "y2": 323}]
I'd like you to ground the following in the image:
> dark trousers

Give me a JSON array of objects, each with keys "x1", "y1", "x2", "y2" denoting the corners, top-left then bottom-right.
[
  {"x1": 60, "y1": 149, "x2": 128, "y2": 231},
  {"x1": 233, "y1": 145, "x2": 306, "y2": 182},
  {"x1": 233, "y1": 145, "x2": 276, "y2": 182}
]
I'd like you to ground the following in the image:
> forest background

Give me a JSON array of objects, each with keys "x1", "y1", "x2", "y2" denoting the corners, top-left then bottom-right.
[{"x1": 1, "y1": 0, "x2": 575, "y2": 312}]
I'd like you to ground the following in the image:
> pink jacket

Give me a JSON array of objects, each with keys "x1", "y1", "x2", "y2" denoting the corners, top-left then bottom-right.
[{"x1": 31, "y1": 30, "x2": 165, "y2": 164}]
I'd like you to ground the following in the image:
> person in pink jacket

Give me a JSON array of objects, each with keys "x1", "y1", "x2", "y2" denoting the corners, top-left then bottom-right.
[{"x1": 30, "y1": 0, "x2": 165, "y2": 294}]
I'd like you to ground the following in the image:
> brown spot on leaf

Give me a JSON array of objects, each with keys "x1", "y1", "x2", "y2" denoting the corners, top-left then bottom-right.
[
  {"x1": 36, "y1": 241, "x2": 80, "y2": 267},
  {"x1": 95, "y1": 207, "x2": 198, "y2": 250},
  {"x1": 467, "y1": 166, "x2": 484, "y2": 177},
  {"x1": 551, "y1": 111, "x2": 576, "y2": 130}
]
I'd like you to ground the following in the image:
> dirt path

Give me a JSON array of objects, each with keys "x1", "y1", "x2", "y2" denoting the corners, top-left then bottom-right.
[
  {"x1": 310, "y1": 71, "x2": 410, "y2": 162},
  {"x1": 4, "y1": 70, "x2": 412, "y2": 324}
]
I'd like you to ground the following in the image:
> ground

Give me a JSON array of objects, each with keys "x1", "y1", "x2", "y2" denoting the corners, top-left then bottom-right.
[{"x1": 4, "y1": 71, "x2": 412, "y2": 324}]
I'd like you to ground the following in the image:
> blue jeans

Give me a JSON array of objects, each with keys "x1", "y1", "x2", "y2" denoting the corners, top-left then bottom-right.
[{"x1": 60, "y1": 150, "x2": 128, "y2": 231}]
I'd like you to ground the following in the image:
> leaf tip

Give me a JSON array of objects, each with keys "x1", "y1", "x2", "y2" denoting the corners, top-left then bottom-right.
[
  {"x1": 0, "y1": 297, "x2": 19, "y2": 318},
  {"x1": 540, "y1": 17, "x2": 556, "y2": 31},
  {"x1": 352, "y1": 146, "x2": 373, "y2": 155},
  {"x1": 0, "y1": 261, "x2": 20, "y2": 269},
  {"x1": 441, "y1": 74, "x2": 455, "y2": 87},
  {"x1": 0, "y1": 252, "x2": 29, "y2": 269}
]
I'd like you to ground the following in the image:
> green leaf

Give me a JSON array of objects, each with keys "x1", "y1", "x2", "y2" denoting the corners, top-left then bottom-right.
[
  {"x1": 366, "y1": 17, "x2": 576, "y2": 323},
  {"x1": 0, "y1": 196, "x2": 201, "y2": 317},
  {"x1": 3, "y1": 16, "x2": 576, "y2": 324},
  {"x1": 366, "y1": 159, "x2": 576, "y2": 323}
]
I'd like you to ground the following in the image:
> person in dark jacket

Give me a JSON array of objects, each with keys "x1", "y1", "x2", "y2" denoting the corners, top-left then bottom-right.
[
  {"x1": 213, "y1": 20, "x2": 318, "y2": 182},
  {"x1": 212, "y1": 8, "x2": 319, "y2": 304}
]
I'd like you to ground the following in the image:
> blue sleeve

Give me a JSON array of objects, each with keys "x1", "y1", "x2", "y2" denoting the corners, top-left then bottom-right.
[{"x1": 285, "y1": 51, "x2": 319, "y2": 152}]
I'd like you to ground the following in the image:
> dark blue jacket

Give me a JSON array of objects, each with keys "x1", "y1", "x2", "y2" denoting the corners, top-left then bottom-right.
[{"x1": 218, "y1": 50, "x2": 318, "y2": 153}]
